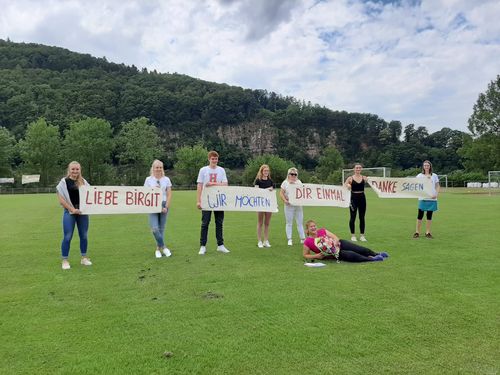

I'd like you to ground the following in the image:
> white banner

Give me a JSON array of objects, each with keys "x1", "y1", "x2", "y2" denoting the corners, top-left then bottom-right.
[
  {"x1": 368, "y1": 177, "x2": 433, "y2": 198},
  {"x1": 288, "y1": 183, "x2": 351, "y2": 208},
  {"x1": 79, "y1": 186, "x2": 162, "y2": 214},
  {"x1": 201, "y1": 185, "x2": 278, "y2": 212},
  {"x1": 0, "y1": 178, "x2": 14, "y2": 184},
  {"x1": 22, "y1": 175, "x2": 40, "y2": 184}
]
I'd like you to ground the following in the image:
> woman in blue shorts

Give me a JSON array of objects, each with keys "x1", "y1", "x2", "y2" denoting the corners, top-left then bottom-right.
[{"x1": 414, "y1": 160, "x2": 440, "y2": 239}]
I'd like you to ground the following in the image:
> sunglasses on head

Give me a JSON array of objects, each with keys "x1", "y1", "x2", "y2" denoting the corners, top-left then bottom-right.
[{"x1": 289, "y1": 173, "x2": 297, "y2": 176}]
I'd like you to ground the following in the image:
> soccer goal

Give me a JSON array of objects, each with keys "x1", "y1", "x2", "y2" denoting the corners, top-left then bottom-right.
[
  {"x1": 487, "y1": 171, "x2": 500, "y2": 188},
  {"x1": 342, "y1": 167, "x2": 391, "y2": 182},
  {"x1": 437, "y1": 174, "x2": 448, "y2": 190}
]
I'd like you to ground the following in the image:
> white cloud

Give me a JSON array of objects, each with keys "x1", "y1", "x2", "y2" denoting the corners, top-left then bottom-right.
[{"x1": 1, "y1": 0, "x2": 499, "y2": 132}]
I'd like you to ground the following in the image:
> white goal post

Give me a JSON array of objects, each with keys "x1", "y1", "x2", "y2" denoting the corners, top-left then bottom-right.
[
  {"x1": 437, "y1": 174, "x2": 448, "y2": 190},
  {"x1": 342, "y1": 167, "x2": 391, "y2": 183},
  {"x1": 487, "y1": 171, "x2": 500, "y2": 188}
]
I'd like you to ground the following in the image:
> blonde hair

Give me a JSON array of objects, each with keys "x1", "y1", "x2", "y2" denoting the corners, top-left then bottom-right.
[
  {"x1": 287, "y1": 167, "x2": 298, "y2": 179},
  {"x1": 66, "y1": 161, "x2": 84, "y2": 187},
  {"x1": 255, "y1": 164, "x2": 271, "y2": 181},
  {"x1": 150, "y1": 159, "x2": 165, "y2": 177},
  {"x1": 305, "y1": 220, "x2": 316, "y2": 236}
]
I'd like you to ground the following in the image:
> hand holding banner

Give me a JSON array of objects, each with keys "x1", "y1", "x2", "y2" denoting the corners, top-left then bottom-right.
[
  {"x1": 201, "y1": 185, "x2": 278, "y2": 212},
  {"x1": 79, "y1": 186, "x2": 163, "y2": 214},
  {"x1": 288, "y1": 183, "x2": 351, "y2": 208},
  {"x1": 368, "y1": 177, "x2": 433, "y2": 198}
]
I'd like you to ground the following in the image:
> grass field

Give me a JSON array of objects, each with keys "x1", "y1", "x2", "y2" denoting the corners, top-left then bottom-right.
[{"x1": 0, "y1": 190, "x2": 499, "y2": 375}]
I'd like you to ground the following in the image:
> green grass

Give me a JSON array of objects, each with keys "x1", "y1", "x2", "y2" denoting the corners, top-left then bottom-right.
[{"x1": 0, "y1": 190, "x2": 499, "y2": 375}]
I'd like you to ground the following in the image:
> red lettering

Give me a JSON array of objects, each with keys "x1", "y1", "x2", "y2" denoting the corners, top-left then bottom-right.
[
  {"x1": 296, "y1": 187, "x2": 303, "y2": 199},
  {"x1": 112, "y1": 191, "x2": 118, "y2": 205},
  {"x1": 85, "y1": 190, "x2": 92, "y2": 204},
  {"x1": 137, "y1": 192, "x2": 145, "y2": 206},
  {"x1": 126, "y1": 192, "x2": 133, "y2": 205},
  {"x1": 306, "y1": 188, "x2": 312, "y2": 199},
  {"x1": 316, "y1": 187, "x2": 322, "y2": 199},
  {"x1": 104, "y1": 191, "x2": 113, "y2": 205}
]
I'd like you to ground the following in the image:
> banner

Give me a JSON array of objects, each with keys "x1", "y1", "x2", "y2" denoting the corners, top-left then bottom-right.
[
  {"x1": 0, "y1": 178, "x2": 14, "y2": 184},
  {"x1": 288, "y1": 183, "x2": 351, "y2": 208},
  {"x1": 368, "y1": 177, "x2": 433, "y2": 198},
  {"x1": 22, "y1": 175, "x2": 40, "y2": 184},
  {"x1": 201, "y1": 185, "x2": 278, "y2": 212},
  {"x1": 79, "y1": 186, "x2": 163, "y2": 214}
]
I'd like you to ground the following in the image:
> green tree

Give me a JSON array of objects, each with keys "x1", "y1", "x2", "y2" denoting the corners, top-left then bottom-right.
[
  {"x1": 242, "y1": 154, "x2": 294, "y2": 186},
  {"x1": 315, "y1": 147, "x2": 344, "y2": 182},
  {"x1": 116, "y1": 117, "x2": 162, "y2": 185},
  {"x1": 63, "y1": 118, "x2": 113, "y2": 184},
  {"x1": 18, "y1": 118, "x2": 61, "y2": 186},
  {"x1": 458, "y1": 133, "x2": 500, "y2": 173},
  {"x1": 0, "y1": 126, "x2": 15, "y2": 176},
  {"x1": 173, "y1": 145, "x2": 208, "y2": 185},
  {"x1": 468, "y1": 75, "x2": 500, "y2": 136}
]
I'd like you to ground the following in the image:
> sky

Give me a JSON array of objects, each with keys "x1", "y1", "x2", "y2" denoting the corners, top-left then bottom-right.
[{"x1": 1, "y1": 0, "x2": 499, "y2": 133}]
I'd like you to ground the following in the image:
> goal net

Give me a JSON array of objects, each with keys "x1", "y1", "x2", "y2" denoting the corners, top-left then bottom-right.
[{"x1": 342, "y1": 167, "x2": 391, "y2": 182}]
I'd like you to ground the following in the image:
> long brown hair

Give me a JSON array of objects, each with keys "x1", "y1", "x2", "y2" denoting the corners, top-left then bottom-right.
[
  {"x1": 422, "y1": 160, "x2": 433, "y2": 175},
  {"x1": 66, "y1": 161, "x2": 84, "y2": 187}
]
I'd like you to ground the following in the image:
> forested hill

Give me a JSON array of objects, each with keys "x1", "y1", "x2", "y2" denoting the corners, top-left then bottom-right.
[{"x1": 0, "y1": 39, "x2": 467, "y2": 171}]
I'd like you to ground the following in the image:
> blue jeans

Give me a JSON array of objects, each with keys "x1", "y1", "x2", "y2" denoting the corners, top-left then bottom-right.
[
  {"x1": 149, "y1": 203, "x2": 168, "y2": 248},
  {"x1": 61, "y1": 209, "x2": 89, "y2": 259}
]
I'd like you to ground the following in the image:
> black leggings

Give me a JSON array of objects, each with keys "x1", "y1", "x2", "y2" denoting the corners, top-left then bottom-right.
[
  {"x1": 324, "y1": 240, "x2": 378, "y2": 262},
  {"x1": 417, "y1": 210, "x2": 433, "y2": 220},
  {"x1": 349, "y1": 193, "x2": 366, "y2": 234}
]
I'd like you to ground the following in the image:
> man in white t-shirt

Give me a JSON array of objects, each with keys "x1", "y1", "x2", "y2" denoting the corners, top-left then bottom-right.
[{"x1": 196, "y1": 151, "x2": 230, "y2": 255}]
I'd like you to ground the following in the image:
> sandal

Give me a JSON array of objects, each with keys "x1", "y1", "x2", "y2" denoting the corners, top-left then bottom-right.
[{"x1": 413, "y1": 233, "x2": 420, "y2": 239}]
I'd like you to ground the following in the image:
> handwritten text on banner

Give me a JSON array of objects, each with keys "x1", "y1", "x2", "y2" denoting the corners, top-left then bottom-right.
[
  {"x1": 368, "y1": 177, "x2": 433, "y2": 198},
  {"x1": 201, "y1": 185, "x2": 278, "y2": 212},
  {"x1": 79, "y1": 186, "x2": 162, "y2": 214},
  {"x1": 288, "y1": 184, "x2": 351, "y2": 208}
]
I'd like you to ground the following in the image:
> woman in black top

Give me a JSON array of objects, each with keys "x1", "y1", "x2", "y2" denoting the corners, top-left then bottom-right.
[
  {"x1": 254, "y1": 164, "x2": 274, "y2": 248},
  {"x1": 56, "y1": 161, "x2": 91, "y2": 270},
  {"x1": 345, "y1": 163, "x2": 368, "y2": 242}
]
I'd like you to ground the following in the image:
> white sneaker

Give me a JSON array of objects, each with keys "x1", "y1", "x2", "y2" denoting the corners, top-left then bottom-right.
[
  {"x1": 360, "y1": 235, "x2": 367, "y2": 242},
  {"x1": 155, "y1": 250, "x2": 162, "y2": 258},
  {"x1": 198, "y1": 246, "x2": 207, "y2": 255},
  {"x1": 217, "y1": 245, "x2": 230, "y2": 253},
  {"x1": 263, "y1": 240, "x2": 271, "y2": 248},
  {"x1": 300, "y1": 239, "x2": 305, "y2": 244},
  {"x1": 163, "y1": 247, "x2": 172, "y2": 257},
  {"x1": 257, "y1": 241, "x2": 264, "y2": 248},
  {"x1": 62, "y1": 260, "x2": 71, "y2": 270},
  {"x1": 350, "y1": 236, "x2": 357, "y2": 242},
  {"x1": 287, "y1": 239, "x2": 293, "y2": 246},
  {"x1": 80, "y1": 257, "x2": 92, "y2": 266}
]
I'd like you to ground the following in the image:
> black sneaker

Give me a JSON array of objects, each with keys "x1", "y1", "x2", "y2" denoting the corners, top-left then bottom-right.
[
  {"x1": 413, "y1": 233, "x2": 420, "y2": 239},
  {"x1": 425, "y1": 233, "x2": 433, "y2": 239}
]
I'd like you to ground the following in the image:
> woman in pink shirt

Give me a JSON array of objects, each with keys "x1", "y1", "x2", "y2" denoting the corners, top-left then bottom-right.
[{"x1": 303, "y1": 220, "x2": 388, "y2": 262}]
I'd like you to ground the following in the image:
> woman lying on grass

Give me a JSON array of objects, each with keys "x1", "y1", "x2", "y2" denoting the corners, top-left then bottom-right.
[{"x1": 303, "y1": 220, "x2": 389, "y2": 262}]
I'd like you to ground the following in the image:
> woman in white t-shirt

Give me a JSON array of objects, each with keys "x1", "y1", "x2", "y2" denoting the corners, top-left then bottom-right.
[
  {"x1": 144, "y1": 159, "x2": 172, "y2": 258},
  {"x1": 414, "y1": 160, "x2": 440, "y2": 239},
  {"x1": 279, "y1": 167, "x2": 305, "y2": 246}
]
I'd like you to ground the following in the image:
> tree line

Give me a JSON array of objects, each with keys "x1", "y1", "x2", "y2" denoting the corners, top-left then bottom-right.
[{"x1": 0, "y1": 40, "x2": 498, "y2": 187}]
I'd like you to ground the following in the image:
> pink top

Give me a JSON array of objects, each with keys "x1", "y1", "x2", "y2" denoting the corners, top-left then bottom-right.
[{"x1": 304, "y1": 228, "x2": 327, "y2": 253}]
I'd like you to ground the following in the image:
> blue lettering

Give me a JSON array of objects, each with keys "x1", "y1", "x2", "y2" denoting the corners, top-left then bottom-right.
[
  {"x1": 402, "y1": 183, "x2": 424, "y2": 191},
  {"x1": 207, "y1": 193, "x2": 227, "y2": 208}
]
